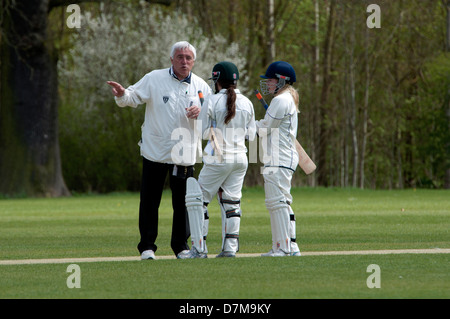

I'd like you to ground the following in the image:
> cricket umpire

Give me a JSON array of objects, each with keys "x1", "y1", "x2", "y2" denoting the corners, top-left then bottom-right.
[{"x1": 107, "y1": 41, "x2": 211, "y2": 259}]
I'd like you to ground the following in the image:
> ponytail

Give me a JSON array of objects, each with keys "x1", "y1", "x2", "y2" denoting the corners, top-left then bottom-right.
[
  {"x1": 224, "y1": 86, "x2": 236, "y2": 124},
  {"x1": 218, "y1": 79, "x2": 237, "y2": 124}
]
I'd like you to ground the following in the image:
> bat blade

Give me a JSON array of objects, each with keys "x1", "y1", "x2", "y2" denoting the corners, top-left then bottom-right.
[
  {"x1": 209, "y1": 127, "x2": 223, "y2": 161},
  {"x1": 197, "y1": 90, "x2": 223, "y2": 162},
  {"x1": 295, "y1": 140, "x2": 316, "y2": 175}
]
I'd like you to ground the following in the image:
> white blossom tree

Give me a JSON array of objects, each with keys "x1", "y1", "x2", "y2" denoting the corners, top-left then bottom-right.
[
  {"x1": 59, "y1": 2, "x2": 248, "y2": 106},
  {"x1": 58, "y1": 2, "x2": 248, "y2": 192}
]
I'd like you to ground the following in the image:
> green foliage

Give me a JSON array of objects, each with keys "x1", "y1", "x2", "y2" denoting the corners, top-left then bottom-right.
[
  {"x1": 54, "y1": 0, "x2": 449, "y2": 191},
  {"x1": 59, "y1": 100, "x2": 144, "y2": 192},
  {"x1": 413, "y1": 53, "x2": 450, "y2": 187}
]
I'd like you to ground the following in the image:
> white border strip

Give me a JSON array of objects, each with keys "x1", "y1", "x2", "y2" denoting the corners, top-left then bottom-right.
[{"x1": 1, "y1": 248, "x2": 448, "y2": 265}]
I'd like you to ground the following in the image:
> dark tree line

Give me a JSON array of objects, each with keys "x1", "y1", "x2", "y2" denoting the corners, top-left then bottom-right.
[{"x1": 1, "y1": 0, "x2": 449, "y2": 196}]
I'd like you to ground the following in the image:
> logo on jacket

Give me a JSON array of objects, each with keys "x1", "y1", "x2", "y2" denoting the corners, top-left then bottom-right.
[{"x1": 163, "y1": 96, "x2": 169, "y2": 104}]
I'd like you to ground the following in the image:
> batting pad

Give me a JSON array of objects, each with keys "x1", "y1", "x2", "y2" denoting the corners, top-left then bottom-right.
[
  {"x1": 264, "y1": 182, "x2": 290, "y2": 253},
  {"x1": 185, "y1": 177, "x2": 206, "y2": 253}
]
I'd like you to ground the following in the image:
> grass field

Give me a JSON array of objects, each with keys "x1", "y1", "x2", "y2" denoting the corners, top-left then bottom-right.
[{"x1": 0, "y1": 187, "x2": 449, "y2": 299}]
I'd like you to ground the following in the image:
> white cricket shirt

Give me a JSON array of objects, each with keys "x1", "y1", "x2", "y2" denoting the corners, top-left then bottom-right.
[
  {"x1": 115, "y1": 68, "x2": 211, "y2": 166},
  {"x1": 256, "y1": 91, "x2": 299, "y2": 171},
  {"x1": 198, "y1": 89, "x2": 256, "y2": 160}
]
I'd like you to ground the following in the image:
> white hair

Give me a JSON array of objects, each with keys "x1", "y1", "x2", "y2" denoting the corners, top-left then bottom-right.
[{"x1": 170, "y1": 41, "x2": 197, "y2": 61}]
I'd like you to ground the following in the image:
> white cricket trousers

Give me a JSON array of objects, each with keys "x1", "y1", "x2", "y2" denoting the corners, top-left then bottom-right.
[
  {"x1": 199, "y1": 154, "x2": 248, "y2": 203},
  {"x1": 198, "y1": 154, "x2": 248, "y2": 252}
]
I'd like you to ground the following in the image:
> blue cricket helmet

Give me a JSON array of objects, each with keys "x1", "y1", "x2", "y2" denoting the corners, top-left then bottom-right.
[{"x1": 260, "y1": 61, "x2": 296, "y2": 84}]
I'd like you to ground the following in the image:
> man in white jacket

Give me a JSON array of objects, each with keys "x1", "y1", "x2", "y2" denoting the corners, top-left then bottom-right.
[{"x1": 107, "y1": 41, "x2": 211, "y2": 260}]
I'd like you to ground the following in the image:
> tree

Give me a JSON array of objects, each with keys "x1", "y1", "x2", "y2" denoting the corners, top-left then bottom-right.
[
  {"x1": 1, "y1": 0, "x2": 70, "y2": 197},
  {"x1": 0, "y1": 0, "x2": 172, "y2": 197},
  {"x1": 316, "y1": 0, "x2": 336, "y2": 187},
  {"x1": 57, "y1": 2, "x2": 247, "y2": 192},
  {"x1": 446, "y1": 0, "x2": 450, "y2": 188}
]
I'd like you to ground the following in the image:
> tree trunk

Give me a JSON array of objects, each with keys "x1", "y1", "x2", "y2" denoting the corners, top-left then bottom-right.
[
  {"x1": 1, "y1": 0, "x2": 174, "y2": 197},
  {"x1": 0, "y1": 0, "x2": 69, "y2": 197},
  {"x1": 228, "y1": 0, "x2": 237, "y2": 43},
  {"x1": 447, "y1": 0, "x2": 450, "y2": 52},
  {"x1": 265, "y1": 0, "x2": 275, "y2": 63},
  {"x1": 309, "y1": 0, "x2": 320, "y2": 187},
  {"x1": 348, "y1": 22, "x2": 358, "y2": 188},
  {"x1": 446, "y1": 0, "x2": 450, "y2": 189},
  {"x1": 317, "y1": 0, "x2": 336, "y2": 187},
  {"x1": 444, "y1": 84, "x2": 450, "y2": 189},
  {"x1": 360, "y1": 26, "x2": 371, "y2": 189}
]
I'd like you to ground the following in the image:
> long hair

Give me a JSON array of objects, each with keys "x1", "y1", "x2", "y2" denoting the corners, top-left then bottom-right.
[
  {"x1": 216, "y1": 79, "x2": 237, "y2": 124},
  {"x1": 276, "y1": 84, "x2": 299, "y2": 113}
]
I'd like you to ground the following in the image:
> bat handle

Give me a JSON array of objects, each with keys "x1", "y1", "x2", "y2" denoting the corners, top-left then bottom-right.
[
  {"x1": 198, "y1": 90, "x2": 204, "y2": 106},
  {"x1": 254, "y1": 90, "x2": 269, "y2": 110}
]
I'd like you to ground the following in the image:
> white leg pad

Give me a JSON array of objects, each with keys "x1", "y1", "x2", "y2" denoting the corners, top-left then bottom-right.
[
  {"x1": 270, "y1": 208, "x2": 290, "y2": 253},
  {"x1": 185, "y1": 177, "x2": 207, "y2": 253},
  {"x1": 265, "y1": 182, "x2": 290, "y2": 254}
]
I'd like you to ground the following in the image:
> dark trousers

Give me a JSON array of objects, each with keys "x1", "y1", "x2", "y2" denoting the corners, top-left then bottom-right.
[{"x1": 137, "y1": 158, "x2": 193, "y2": 256}]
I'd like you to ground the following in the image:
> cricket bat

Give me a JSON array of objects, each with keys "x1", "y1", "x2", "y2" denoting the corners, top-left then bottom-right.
[
  {"x1": 198, "y1": 91, "x2": 223, "y2": 160},
  {"x1": 254, "y1": 90, "x2": 316, "y2": 175}
]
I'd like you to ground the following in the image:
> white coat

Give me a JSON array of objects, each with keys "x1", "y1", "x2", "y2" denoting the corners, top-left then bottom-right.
[{"x1": 115, "y1": 68, "x2": 211, "y2": 166}]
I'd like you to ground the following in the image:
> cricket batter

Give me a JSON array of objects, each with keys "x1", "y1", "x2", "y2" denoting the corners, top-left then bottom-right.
[
  {"x1": 107, "y1": 41, "x2": 211, "y2": 260},
  {"x1": 180, "y1": 61, "x2": 256, "y2": 258},
  {"x1": 257, "y1": 61, "x2": 301, "y2": 257}
]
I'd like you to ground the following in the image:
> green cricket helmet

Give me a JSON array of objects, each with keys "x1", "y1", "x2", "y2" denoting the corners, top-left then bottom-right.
[{"x1": 210, "y1": 61, "x2": 239, "y2": 84}]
